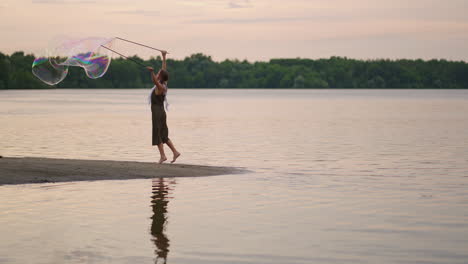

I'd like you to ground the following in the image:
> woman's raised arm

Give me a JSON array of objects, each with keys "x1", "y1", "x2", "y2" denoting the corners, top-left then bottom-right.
[
  {"x1": 146, "y1": 67, "x2": 159, "y2": 86},
  {"x1": 153, "y1": 74, "x2": 166, "y2": 94},
  {"x1": 146, "y1": 68, "x2": 166, "y2": 94},
  {"x1": 161, "y1": 51, "x2": 167, "y2": 71}
]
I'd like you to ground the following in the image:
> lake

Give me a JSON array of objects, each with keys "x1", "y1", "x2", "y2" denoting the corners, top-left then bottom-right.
[{"x1": 1, "y1": 89, "x2": 468, "y2": 264}]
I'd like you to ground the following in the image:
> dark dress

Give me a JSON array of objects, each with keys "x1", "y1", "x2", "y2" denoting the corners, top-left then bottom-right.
[{"x1": 151, "y1": 89, "x2": 169, "y2": 145}]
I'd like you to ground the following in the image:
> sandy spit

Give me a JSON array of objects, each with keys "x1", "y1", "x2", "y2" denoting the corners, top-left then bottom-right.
[{"x1": 0, "y1": 157, "x2": 246, "y2": 185}]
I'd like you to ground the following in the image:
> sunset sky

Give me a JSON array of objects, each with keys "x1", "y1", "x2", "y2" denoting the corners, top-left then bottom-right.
[{"x1": 1, "y1": 0, "x2": 468, "y2": 61}]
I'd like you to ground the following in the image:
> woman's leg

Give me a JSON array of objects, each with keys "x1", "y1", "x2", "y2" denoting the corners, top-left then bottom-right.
[
  {"x1": 157, "y1": 143, "x2": 167, "y2": 164},
  {"x1": 165, "y1": 139, "x2": 181, "y2": 163}
]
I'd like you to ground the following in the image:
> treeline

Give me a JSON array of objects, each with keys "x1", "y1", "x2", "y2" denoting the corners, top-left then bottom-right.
[{"x1": 1, "y1": 51, "x2": 468, "y2": 89}]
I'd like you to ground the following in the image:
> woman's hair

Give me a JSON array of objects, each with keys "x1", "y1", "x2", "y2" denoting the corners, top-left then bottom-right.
[{"x1": 159, "y1": 69, "x2": 169, "y2": 83}]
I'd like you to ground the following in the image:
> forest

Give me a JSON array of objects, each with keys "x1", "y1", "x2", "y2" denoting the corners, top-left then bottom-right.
[{"x1": 1, "y1": 51, "x2": 467, "y2": 89}]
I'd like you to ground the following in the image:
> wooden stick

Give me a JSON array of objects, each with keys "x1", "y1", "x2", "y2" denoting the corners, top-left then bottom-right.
[{"x1": 115, "y1": 37, "x2": 169, "y2": 54}]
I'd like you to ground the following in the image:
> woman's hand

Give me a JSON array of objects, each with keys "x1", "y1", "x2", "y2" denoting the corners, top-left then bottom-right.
[
  {"x1": 146, "y1": 66, "x2": 154, "y2": 72},
  {"x1": 160, "y1": 51, "x2": 167, "y2": 70}
]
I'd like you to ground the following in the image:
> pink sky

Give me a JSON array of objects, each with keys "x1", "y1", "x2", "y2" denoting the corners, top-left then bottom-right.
[{"x1": 1, "y1": 0, "x2": 468, "y2": 61}]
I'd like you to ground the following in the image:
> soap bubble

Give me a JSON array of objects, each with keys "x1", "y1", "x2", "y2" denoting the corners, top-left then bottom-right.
[{"x1": 32, "y1": 37, "x2": 115, "y2": 85}]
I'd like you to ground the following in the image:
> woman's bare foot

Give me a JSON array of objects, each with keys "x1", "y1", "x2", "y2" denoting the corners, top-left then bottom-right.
[
  {"x1": 159, "y1": 156, "x2": 167, "y2": 164},
  {"x1": 171, "y1": 152, "x2": 181, "y2": 163}
]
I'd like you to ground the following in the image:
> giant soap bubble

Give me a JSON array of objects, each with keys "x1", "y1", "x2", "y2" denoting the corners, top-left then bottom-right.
[{"x1": 32, "y1": 37, "x2": 115, "y2": 85}]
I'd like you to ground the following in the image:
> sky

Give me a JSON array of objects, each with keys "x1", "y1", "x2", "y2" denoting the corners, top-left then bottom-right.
[{"x1": 1, "y1": 0, "x2": 468, "y2": 61}]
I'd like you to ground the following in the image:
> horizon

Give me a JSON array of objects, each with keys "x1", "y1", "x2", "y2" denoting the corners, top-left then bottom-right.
[
  {"x1": 3, "y1": 50, "x2": 468, "y2": 64},
  {"x1": 1, "y1": 0, "x2": 468, "y2": 61}
]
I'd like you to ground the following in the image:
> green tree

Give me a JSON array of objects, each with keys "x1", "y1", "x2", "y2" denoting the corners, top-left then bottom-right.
[{"x1": 1, "y1": 51, "x2": 468, "y2": 89}]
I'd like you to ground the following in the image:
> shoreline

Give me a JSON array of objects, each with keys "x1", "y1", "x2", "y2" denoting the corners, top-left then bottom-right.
[
  {"x1": 2, "y1": 88, "x2": 468, "y2": 90},
  {"x1": 0, "y1": 157, "x2": 247, "y2": 185}
]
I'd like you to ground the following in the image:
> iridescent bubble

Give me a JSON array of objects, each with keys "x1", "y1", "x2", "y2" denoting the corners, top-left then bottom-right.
[
  {"x1": 32, "y1": 37, "x2": 115, "y2": 85},
  {"x1": 32, "y1": 56, "x2": 69, "y2": 86}
]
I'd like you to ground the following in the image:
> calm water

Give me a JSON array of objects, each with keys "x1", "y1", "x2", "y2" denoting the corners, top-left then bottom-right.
[{"x1": 1, "y1": 89, "x2": 468, "y2": 264}]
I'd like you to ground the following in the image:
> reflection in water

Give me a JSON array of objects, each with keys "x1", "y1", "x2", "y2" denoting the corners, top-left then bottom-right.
[{"x1": 150, "y1": 178, "x2": 175, "y2": 264}]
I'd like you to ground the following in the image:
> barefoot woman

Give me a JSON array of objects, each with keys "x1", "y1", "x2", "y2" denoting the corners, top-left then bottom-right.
[{"x1": 147, "y1": 51, "x2": 181, "y2": 164}]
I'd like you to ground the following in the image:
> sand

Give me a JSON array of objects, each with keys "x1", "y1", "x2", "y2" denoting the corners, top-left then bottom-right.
[{"x1": 0, "y1": 157, "x2": 246, "y2": 185}]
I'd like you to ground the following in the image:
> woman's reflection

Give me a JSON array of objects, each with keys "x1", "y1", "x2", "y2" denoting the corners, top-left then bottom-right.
[{"x1": 150, "y1": 178, "x2": 175, "y2": 264}]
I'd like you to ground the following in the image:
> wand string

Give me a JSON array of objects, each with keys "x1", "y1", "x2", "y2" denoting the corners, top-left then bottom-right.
[{"x1": 100, "y1": 45, "x2": 147, "y2": 68}]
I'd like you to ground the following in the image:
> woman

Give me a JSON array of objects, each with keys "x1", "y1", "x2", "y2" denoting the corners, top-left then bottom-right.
[{"x1": 147, "y1": 51, "x2": 180, "y2": 164}]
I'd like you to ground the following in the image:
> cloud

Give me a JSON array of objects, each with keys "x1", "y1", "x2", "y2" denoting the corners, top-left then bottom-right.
[
  {"x1": 227, "y1": 0, "x2": 251, "y2": 9},
  {"x1": 108, "y1": 9, "x2": 160, "y2": 17},
  {"x1": 186, "y1": 14, "x2": 362, "y2": 24},
  {"x1": 189, "y1": 16, "x2": 312, "y2": 24},
  {"x1": 32, "y1": 0, "x2": 96, "y2": 3},
  {"x1": 187, "y1": 6, "x2": 468, "y2": 25}
]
